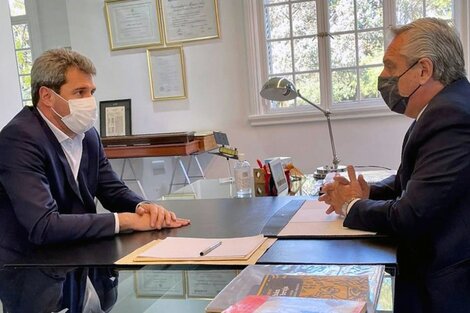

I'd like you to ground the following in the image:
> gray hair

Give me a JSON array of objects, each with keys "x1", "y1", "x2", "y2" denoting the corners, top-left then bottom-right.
[
  {"x1": 31, "y1": 48, "x2": 96, "y2": 106},
  {"x1": 392, "y1": 17, "x2": 466, "y2": 86}
]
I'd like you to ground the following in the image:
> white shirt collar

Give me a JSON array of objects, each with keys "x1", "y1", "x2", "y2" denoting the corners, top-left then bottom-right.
[
  {"x1": 416, "y1": 104, "x2": 428, "y2": 121},
  {"x1": 37, "y1": 107, "x2": 84, "y2": 142}
]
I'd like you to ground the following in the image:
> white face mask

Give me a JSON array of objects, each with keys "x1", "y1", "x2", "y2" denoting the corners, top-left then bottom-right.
[{"x1": 50, "y1": 89, "x2": 97, "y2": 134}]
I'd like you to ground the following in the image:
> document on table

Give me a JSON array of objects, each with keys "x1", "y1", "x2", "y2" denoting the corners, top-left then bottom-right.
[
  {"x1": 277, "y1": 200, "x2": 376, "y2": 237},
  {"x1": 134, "y1": 234, "x2": 268, "y2": 261}
]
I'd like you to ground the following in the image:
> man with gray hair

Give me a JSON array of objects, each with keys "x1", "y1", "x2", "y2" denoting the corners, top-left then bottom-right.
[{"x1": 321, "y1": 18, "x2": 470, "y2": 312}]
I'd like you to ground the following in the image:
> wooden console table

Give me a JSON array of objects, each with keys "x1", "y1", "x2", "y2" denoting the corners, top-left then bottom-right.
[{"x1": 102, "y1": 133, "x2": 217, "y2": 196}]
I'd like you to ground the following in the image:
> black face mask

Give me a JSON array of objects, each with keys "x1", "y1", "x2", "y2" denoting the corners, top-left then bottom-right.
[{"x1": 377, "y1": 60, "x2": 421, "y2": 114}]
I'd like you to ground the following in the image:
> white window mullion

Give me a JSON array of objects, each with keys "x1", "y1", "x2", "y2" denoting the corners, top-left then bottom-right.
[{"x1": 317, "y1": 0, "x2": 332, "y2": 111}]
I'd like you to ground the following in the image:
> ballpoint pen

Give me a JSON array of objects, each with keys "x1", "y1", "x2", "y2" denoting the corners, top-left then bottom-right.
[{"x1": 199, "y1": 241, "x2": 222, "y2": 256}]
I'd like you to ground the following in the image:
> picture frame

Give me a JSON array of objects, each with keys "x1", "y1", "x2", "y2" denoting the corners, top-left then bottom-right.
[
  {"x1": 160, "y1": 0, "x2": 220, "y2": 44},
  {"x1": 99, "y1": 99, "x2": 132, "y2": 137},
  {"x1": 147, "y1": 46, "x2": 187, "y2": 101},
  {"x1": 104, "y1": 0, "x2": 163, "y2": 50},
  {"x1": 186, "y1": 270, "x2": 239, "y2": 299},
  {"x1": 134, "y1": 270, "x2": 186, "y2": 298}
]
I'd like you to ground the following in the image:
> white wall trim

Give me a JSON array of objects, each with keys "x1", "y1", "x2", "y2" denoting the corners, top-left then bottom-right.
[{"x1": 248, "y1": 105, "x2": 400, "y2": 126}]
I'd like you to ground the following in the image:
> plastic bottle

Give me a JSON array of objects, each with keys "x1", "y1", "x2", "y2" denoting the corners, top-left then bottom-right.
[{"x1": 234, "y1": 153, "x2": 253, "y2": 198}]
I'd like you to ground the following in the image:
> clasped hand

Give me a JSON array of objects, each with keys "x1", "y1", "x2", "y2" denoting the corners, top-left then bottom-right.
[
  {"x1": 318, "y1": 165, "x2": 370, "y2": 215},
  {"x1": 134, "y1": 202, "x2": 190, "y2": 230}
]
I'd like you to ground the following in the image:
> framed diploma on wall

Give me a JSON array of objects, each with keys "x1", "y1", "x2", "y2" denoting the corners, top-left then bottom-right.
[
  {"x1": 104, "y1": 0, "x2": 163, "y2": 50},
  {"x1": 160, "y1": 0, "x2": 220, "y2": 44},
  {"x1": 134, "y1": 270, "x2": 186, "y2": 298},
  {"x1": 99, "y1": 99, "x2": 132, "y2": 137},
  {"x1": 186, "y1": 270, "x2": 239, "y2": 299},
  {"x1": 147, "y1": 46, "x2": 187, "y2": 101}
]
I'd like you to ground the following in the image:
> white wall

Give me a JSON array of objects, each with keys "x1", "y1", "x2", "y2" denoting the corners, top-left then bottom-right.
[
  {"x1": 64, "y1": 0, "x2": 411, "y2": 199},
  {"x1": 0, "y1": 0, "x2": 22, "y2": 128},
  {"x1": 0, "y1": 0, "x2": 411, "y2": 199}
]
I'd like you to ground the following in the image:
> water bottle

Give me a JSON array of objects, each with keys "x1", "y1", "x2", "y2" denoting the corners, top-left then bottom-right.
[{"x1": 234, "y1": 153, "x2": 253, "y2": 198}]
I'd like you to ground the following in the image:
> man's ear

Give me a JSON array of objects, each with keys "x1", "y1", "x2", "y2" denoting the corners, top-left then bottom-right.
[
  {"x1": 38, "y1": 86, "x2": 54, "y2": 107},
  {"x1": 418, "y1": 57, "x2": 434, "y2": 84}
]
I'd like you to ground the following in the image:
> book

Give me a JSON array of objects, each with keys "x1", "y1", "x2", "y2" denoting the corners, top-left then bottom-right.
[
  {"x1": 205, "y1": 264, "x2": 384, "y2": 313},
  {"x1": 257, "y1": 274, "x2": 369, "y2": 302},
  {"x1": 222, "y1": 295, "x2": 366, "y2": 313}
]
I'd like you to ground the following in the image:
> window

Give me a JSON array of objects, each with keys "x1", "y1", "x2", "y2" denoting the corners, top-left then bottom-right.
[
  {"x1": 245, "y1": 0, "x2": 458, "y2": 125},
  {"x1": 8, "y1": 0, "x2": 34, "y2": 106}
]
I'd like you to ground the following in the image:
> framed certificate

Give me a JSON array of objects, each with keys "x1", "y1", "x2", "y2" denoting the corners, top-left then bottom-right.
[
  {"x1": 160, "y1": 0, "x2": 220, "y2": 44},
  {"x1": 105, "y1": 0, "x2": 163, "y2": 50},
  {"x1": 134, "y1": 270, "x2": 186, "y2": 298},
  {"x1": 99, "y1": 99, "x2": 132, "y2": 137},
  {"x1": 186, "y1": 270, "x2": 238, "y2": 299},
  {"x1": 147, "y1": 46, "x2": 187, "y2": 101}
]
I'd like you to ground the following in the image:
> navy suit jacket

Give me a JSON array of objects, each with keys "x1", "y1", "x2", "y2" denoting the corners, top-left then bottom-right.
[
  {"x1": 0, "y1": 106, "x2": 143, "y2": 264},
  {"x1": 345, "y1": 78, "x2": 470, "y2": 312}
]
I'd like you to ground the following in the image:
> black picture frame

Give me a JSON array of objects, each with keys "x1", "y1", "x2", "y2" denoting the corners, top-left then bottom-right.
[{"x1": 99, "y1": 99, "x2": 132, "y2": 137}]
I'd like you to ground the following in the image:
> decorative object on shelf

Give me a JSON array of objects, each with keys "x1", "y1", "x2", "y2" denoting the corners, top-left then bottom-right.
[
  {"x1": 147, "y1": 46, "x2": 187, "y2": 101},
  {"x1": 160, "y1": 0, "x2": 221, "y2": 44},
  {"x1": 99, "y1": 98, "x2": 132, "y2": 137},
  {"x1": 104, "y1": 0, "x2": 163, "y2": 50},
  {"x1": 260, "y1": 77, "x2": 346, "y2": 179}
]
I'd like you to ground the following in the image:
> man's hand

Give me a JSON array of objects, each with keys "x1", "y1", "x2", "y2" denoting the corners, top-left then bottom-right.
[
  {"x1": 119, "y1": 202, "x2": 190, "y2": 232},
  {"x1": 318, "y1": 165, "x2": 369, "y2": 215}
]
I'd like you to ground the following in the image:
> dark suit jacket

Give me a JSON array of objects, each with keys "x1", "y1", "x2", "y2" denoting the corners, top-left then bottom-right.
[
  {"x1": 0, "y1": 106, "x2": 143, "y2": 264},
  {"x1": 345, "y1": 78, "x2": 470, "y2": 312}
]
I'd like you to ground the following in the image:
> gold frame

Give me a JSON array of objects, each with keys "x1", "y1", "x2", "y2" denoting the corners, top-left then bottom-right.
[
  {"x1": 104, "y1": 0, "x2": 164, "y2": 50},
  {"x1": 147, "y1": 46, "x2": 187, "y2": 101},
  {"x1": 185, "y1": 269, "x2": 240, "y2": 299},
  {"x1": 159, "y1": 0, "x2": 221, "y2": 44},
  {"x1": 134, "y1": 269, "x2": 186, "y2": 298}
]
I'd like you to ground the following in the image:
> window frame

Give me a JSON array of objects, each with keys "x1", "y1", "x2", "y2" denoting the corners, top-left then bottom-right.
[
  {"x1": 9, "y1": 0, "x2": 41, "y2": 106},
  {"x1": 244, "y1": 0, "x2": 469, "y2": 126}
]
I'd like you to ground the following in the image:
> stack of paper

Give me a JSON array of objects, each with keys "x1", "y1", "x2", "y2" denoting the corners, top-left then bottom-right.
[
  {"x1": 113, "y1": 234, "x2": 276, "y2": 265},
  {"x1": 135, "y1": 234, "x2": 267, "y2": 261},
  {"x1": 278, "y1": 200, "x2": 376, "y2": 237}
]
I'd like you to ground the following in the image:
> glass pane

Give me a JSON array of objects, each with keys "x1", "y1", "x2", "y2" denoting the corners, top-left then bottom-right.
[
  {"x1": 19, "y1": 75, "x2": 31, "y2": 100},
  {"x1": 265, "y1": 4, "x2": 290, "y2": 40},
  {"x1": 426, "y1": 0, "x2": 452, "y2": 19},
  {"x1": 356, "y1": 0, "x2": 383, "y2": 30},
  {"x1": 332, "y1": 70, "x2": 357, "y2": 102},
  {"x1": 294, "y1": 38, "x2": 318, "y2": 72},
  {"x1": 267, "y1": 40, "x2": 292, "y2": 74},
  {"x1": 329, "y1": 0, "x2": 355, "y2": 33},
  {"x1": 12, "y1": 24, "x2": 30, "y2": 49},
  {"x1": 358, "y1": 30, "x2": 383, "y2": 66},
  {"x1": 396, "y1": 0, "x2": 424, "y2": 25},
  {"x1": 16, "y1": 50, "x2": 32, "y2": 74},
  {"x1": 8, "y1": 0, "x2": 26, "y2": 16},
  {"x1": 292, "y1": 1, "x2": 317, "y2": 37},
  {"x1": 330, "y1": 33, "x2": 356, "y2": 69},
  {"x1": 264, "y1": 0, "x2": 288, "y2": 4},
  {"x1": 294, "y1": 72, "x2": 321, "y2": 106},
  {"x1": 359, "y1": 66, "x2": 382, "y2": 99}
]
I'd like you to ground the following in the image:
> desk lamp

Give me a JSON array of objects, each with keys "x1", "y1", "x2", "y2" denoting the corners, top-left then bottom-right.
[{"x1": 259, "y1": 77, "x2": 346, "y2": 179}]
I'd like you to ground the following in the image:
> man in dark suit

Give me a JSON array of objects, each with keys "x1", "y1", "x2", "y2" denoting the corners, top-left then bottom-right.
[
  {"x1": 0, "y1": 48, "x2": 190, "y2": 311},
  {"x1": 320, "y1": 18, "x2": 470, "y2": 313}
]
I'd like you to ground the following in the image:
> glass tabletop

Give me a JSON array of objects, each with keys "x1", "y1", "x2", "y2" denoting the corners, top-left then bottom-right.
[{"x1": 0, "y1": 264, "x2": 393, "y2": 312}]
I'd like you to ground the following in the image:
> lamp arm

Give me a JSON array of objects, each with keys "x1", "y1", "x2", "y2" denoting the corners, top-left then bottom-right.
[
  {"x1": 297, "y1": 92, "x2": 329, "y2": 115},
  {"x1": 297, "y1": 92, "x2": 340, "y2": 169}
]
